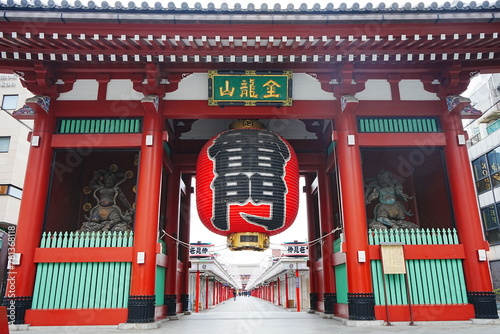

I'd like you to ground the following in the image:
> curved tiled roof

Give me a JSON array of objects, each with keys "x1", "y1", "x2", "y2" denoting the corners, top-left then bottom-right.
[{"x1": 1, "y1": 0, "x2": 499, "y2": 12}]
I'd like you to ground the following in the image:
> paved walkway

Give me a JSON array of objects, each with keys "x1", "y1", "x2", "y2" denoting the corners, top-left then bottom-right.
[{"x1": 11, "y1": 297, "x2": 500, "y2": 334}]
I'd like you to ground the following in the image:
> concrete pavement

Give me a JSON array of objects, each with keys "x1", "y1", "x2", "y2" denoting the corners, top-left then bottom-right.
[{"x1": 9, "y1": 296, "x2": 500, "y2": 334}]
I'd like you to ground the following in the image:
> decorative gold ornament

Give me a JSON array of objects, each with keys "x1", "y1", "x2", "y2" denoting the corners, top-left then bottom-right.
[
  {"x1": 83, "y1": 186, "x2": 91, "y2": 194},
  {"x1": 109, "y1": 164, "x2": 118, "y2": 172},
  {"x1": 125, "y1": 170, "x2": 134, "y2": 179},
  {"x1": 83, "y1": 203, "x2": 92, "y2": 211},
  {"x1": 230, "y1": 119, "x2": 266, "y2": 130},
  {"x1": 134, "y1": 154, "x2": 139, "y2": 166},
  {"x1": 133, "y1": 185, "x2": 137, "y2": 193},
  {"x1": 227, "y1": 232, "x2": 270, "y2": 251}
]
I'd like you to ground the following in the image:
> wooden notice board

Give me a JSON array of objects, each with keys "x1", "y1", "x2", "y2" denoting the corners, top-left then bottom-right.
[{"x1": 380, "y1": 244, "x2": 406, "y2": 274}]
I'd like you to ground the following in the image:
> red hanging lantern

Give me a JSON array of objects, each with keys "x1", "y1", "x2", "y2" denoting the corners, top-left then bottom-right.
[{"x1": 196, "y1": 120, "x2": 299, "y2": 251}]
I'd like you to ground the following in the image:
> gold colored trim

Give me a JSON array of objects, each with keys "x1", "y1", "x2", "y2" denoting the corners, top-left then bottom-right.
[
  {"x1": 230, "y1": 119, "x2": 266, "y2": 130},
  {"x1": 227, "y1": 232, "x2": 270, "y2": 251}
]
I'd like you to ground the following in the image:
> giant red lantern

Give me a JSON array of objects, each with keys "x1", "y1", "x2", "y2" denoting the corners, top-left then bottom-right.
[{"x1": 196, "y1": 120, "x2": 299, "y2": 251}]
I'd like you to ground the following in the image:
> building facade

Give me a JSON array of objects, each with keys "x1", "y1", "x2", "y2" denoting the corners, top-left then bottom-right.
[
  {"x1": 0, "y1": 1, "x2": 499, "y2": 327},
  {"x1": 0, "y1": 75, "x2": 32, "y2": 230},
  {"x1": 465, "y1": 73, "x2": 500, "y2": 301}
]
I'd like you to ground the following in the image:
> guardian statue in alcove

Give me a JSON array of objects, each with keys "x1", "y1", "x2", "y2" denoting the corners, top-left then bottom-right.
[
  {"x1": 79, "y1": 165, "x2": 134, "y2": 232},
  {"x1": 364, "y1": 169, "x2": 419, "y2": 230}
]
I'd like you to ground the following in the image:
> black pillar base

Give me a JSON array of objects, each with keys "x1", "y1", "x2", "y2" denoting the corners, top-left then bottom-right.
[
  {"x1": 324, "y1": 293, "x2": 337, "y2": 315},
  {"x1": 467, "y1": 291, "x2": 499, "y2": 319},
  {"x1": 1, "y1": 296, "x2": 32, "y2": 324},
  {"x1": 348, "y1": 293, "x2": 375, "y2": 320},
  {"x1": 164, "y1": 294, "x2": 177, "y2": 316},
  {"x1": 309, "y1": 292, "x2": 318, "y2": 312},
  {"x1": 181, "y1": 294, "x2": 189, "y2": 313},
  {"x1": 127, "y1": 295, "x2": 155, "y2": 323}
]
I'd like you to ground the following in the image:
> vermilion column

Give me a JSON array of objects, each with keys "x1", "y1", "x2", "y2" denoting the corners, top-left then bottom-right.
[
  {"x1": 127, "y1": 96, "x2": 164, "y2": 323},
  {"x1": 285, "y1": 273, "x2": 289, "y2": 307},
  {"x1": 336, "y1": 96, "x2": 375, "y2": 320},
  {"x1": 318, "y1": 167, "x2": 336, "y2": 314},
  {"x1": 179, "y1": 175, "x2": 192, "y2": 313},
  {"x1": 164, "y1": 168, "x2": 181, "y2": 316},
  {"x1": 304, "y1": 173, "x2": 319, "y2": 312},
  {"x1": 8, "y1": 96, "x2": 55, "y2": 324},
  {"x1": 441, "y1": 100, "x2": 498, "y2": 319},
  {"x1": 277, "y1": 277, "x2": 281, "y2": 306}
]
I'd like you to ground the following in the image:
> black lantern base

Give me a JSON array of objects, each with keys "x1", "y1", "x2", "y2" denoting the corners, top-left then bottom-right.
[
  {"x1": 324, "y1": 293, "x2": 337, "y2": 315},
  {"x1": 165, "y1": 294, "x2": 177, "y2": 316},
  {"x1": 1, "y1": 296, "x2": 32, "y2": 324},
  {"x1": 468, "y1": 291, "x2": 499, "y2": 319},
  {"x1": 348, "y1": 293, "x2": 375, "y2": 320},
  {"x1": 127, "y1": 295, "x2": 155, "y2": 323}
]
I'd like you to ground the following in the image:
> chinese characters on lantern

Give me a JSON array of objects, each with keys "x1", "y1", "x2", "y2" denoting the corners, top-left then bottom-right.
[{"x1": 208, "y1": 129, "x2": 290, "y2": 232}]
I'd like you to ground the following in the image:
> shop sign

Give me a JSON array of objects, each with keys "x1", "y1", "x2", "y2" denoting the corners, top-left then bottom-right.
[
  {"x1": 282, "y1": 242, "x2": 308, "y2": 257},
  {"x1": 208, "y1": 70, "x2": 292, "y2": 106},
  {"x1": 189, "y1": 242, "x2": 214, "y2": 258}
]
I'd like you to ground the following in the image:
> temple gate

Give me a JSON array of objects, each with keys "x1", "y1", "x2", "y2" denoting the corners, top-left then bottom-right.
[{"x1": 0, "y1": 1, "x2": 498, "y2": 326}]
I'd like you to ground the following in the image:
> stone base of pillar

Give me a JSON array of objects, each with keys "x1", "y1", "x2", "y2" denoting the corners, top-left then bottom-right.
[
  {"x1": 181, "y1": 293, "x2": 189, "y2": 312},
  {"x1": 127, "y1": 295, "x2": 155, "y2": 323},
  {"x1": 324, "y1": 292, "x2": 337, "y2": 315},
  {"x1": 118, "y1": 321, "x2": 161, "y2": 330},
  {"x1": 2, "y1": 296, "x2": 32, "y2": 324},
  {"x1": 164, "y1": 294, "x2": 177, "y2": 316},
  {"x1": 347, "y1": 293, "x2": 375, "y2": 321},
  {"x1": 467, "y1": 291, "x2": 499, "y2": 319},
  {"x1": 309, "y1": 292, "x2": 318, "y2": 312}
]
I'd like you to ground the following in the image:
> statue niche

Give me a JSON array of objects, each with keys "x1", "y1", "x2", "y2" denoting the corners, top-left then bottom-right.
[
  {"x1": 79, "y1": 165, "x2": 135, "y2": 232},
  {"x1": 364, "y1": 169, "x2": 419, "y2": 230}
]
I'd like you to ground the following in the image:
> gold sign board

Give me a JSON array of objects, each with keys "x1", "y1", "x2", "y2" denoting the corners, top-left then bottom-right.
[{"x1": 380, "y1": 244, "x2": 406, "y2": 274}]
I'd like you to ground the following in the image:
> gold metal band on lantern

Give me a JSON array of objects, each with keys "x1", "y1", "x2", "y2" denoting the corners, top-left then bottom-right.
[{"x1": 227, "y1": 232, "x2": 270, "y2": 251}]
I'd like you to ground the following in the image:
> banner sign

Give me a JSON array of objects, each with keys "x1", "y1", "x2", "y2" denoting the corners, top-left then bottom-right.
[
  {"x1": 282, "y1": 241, "x2": 308, "y2": 257},
  {"x1": 189, "y1": 242, "x2": 214, "y2": 258},
  {"x1": 208, "y1": 70, "x2": 292, "y2": 106}
]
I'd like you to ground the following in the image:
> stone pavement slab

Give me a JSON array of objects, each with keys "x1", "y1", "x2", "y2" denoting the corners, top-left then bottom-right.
[{"x1": 9, "y1": 297, "x2": 500, "y2": 334}]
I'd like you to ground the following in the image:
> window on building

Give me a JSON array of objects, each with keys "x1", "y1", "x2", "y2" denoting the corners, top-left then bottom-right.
[
  {"x1": 480, "y1": 205, "x2": 500, "y2": 245},
  {"x1": 472, "y1": 155, "x2": 492, "y2": 193},
  {"x1": 0, "y1": 137, "x2": 10, "y2": 153},
  {"x1": 487, "y1": 147, "x2": 500, "y2": 188},
  {"x1": 1, "y1": 95, "x2": 18, "y2": 110}
]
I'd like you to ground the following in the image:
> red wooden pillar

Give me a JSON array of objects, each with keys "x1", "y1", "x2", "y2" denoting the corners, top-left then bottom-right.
[
  {"x1": 277, "y1": 277, "x2": 281, "y2": 306},
  {"x1": 8, "y1": 96, "x2": 55, "y2": 324},
  {"x1": 336, "y1": 96, "x2": 375, "y2": 320},
  {"x1": 295, "y1": 269, "x2": 301, "y2": 312},
  {"x1": 318, "y1": 167, "x2": 336, "y2": 314},
  {"x1": 195, "y1": 270, "x2": 200, "y2": 313},
  {"x1": 304, "y1": 174, "x2": 319, "y2": 312},
  {"x1": 179, "y1": 175, "x2": 192, "y2": 313},
  {"x1": 127, "y1": 96, "x2": 164, "y2": 323},
  {"x1": 285, "y1": 273, "x2": 289, "y2": 307},
  {"x1": 441, "y1": 101, "x2": 498, "y2": 319},
  {"x1": 205, "y1": 275, "x2": 209, "y2": 310},
  {"x1": 164, "y1": 168, "x2": 181, "y2": 316},
  {"x1": 212, "y1": 280, "x2": 216, "y2": 306}
]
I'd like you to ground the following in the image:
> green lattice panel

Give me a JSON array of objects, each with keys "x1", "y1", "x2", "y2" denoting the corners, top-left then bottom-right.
[{"x1": 57, "y1": 118, "x2": 142, "y2": 134}]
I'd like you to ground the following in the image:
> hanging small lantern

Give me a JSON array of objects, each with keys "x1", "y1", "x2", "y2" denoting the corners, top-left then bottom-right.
[{"x1": 196, "y1": 120, "x2": 299, "y2": 251}]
